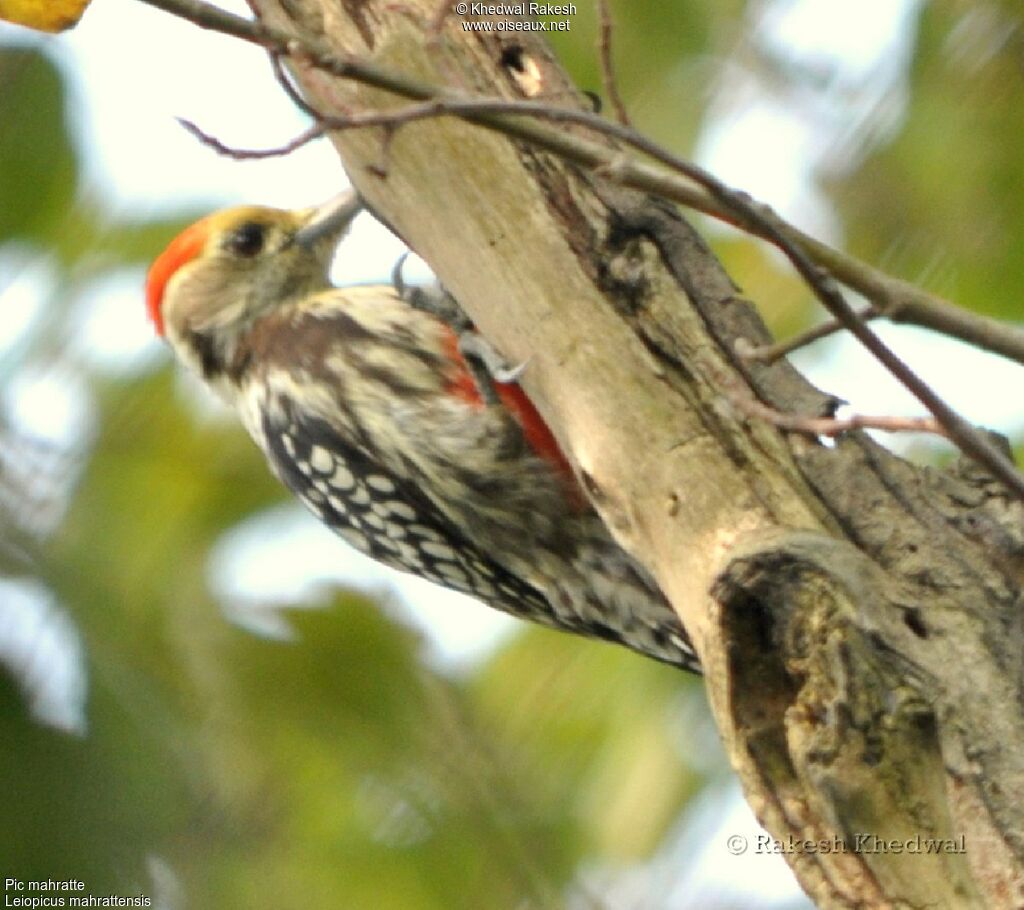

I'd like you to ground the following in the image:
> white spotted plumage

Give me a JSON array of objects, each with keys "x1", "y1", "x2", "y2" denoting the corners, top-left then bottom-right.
[{"x1": 149, "y1": 202, "x2": 701, "y2": 672}]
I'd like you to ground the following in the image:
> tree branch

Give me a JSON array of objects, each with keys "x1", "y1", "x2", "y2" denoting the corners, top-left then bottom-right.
[
  {"x1": 138, "y1": 0, "x2": 1024, "y2": 368},
  {"x1": 596, "y1": 0, "x2": 630, "y2": 128},
  {"x1": 133, "y1": 3, "x2": 1024, "y2": 903},
  {"x1": 724, "y1": 385, "x2": 947, "y2": 439},
  {"x1": 139, "y1": 0, "x2": 1024, "y2": 499}
]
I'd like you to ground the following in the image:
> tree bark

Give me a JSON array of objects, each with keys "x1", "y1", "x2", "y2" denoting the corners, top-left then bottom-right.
[{"x1": 248, "y1": 2, "x2": 1024, "y2": 905}]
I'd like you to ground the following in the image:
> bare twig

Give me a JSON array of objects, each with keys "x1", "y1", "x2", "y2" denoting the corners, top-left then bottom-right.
[
  {"x1": 269, "y1": 51, "x2": 320, "y2": 118},
  {"x1": 139, "y1": 0, "x2": 1024, "y2": 498},
  {"x1": 177, "y1": 116, "x2": 325, "y2": 159},
  {"x1": 596, "y1": 0, "x2": 630, "y2": 127},
  {"x1": 726, "y1": 387, "x2": 947, "y2": 439},
  {"x1": 770, "y1": 230, "x2": 1024, "y2": 367},
  {"x1": 742, "y1": 306, "x2": 883, "y2": 363}
]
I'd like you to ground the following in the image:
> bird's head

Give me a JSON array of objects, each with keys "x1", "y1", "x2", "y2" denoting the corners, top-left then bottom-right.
[{"x1": 145, "y1": 192, "x2": 361, "y2": 379}]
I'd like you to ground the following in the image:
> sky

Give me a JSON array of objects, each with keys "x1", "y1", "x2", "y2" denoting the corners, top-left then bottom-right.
[{"x1": 2, "y1": 0, "x2": 1019, "y2": 905}]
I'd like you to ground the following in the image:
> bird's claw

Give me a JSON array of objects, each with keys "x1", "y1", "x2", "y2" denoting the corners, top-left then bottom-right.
[{"x1": 458, "y1": 331, "x2": 529, "y2": 401}]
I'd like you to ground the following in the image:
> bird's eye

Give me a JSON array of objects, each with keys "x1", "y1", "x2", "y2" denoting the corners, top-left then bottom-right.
[{"x1": 224, "y1": 221, "x2": 266, "y2": 258}]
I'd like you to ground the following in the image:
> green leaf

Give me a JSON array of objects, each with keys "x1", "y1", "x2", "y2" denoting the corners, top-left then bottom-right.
[{"x1": 0, "y1": 47, "x2": 77, "y2": 244}]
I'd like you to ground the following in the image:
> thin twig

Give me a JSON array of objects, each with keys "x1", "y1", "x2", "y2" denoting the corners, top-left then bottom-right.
[
  {"x1": 269, "y1": 51, "x2": 320, "y2": 118},
  {"x1": 727, "y1": 389, "x2": 947, "y2": 439},
  {"x1": 596, "y1": 0, "x2": 630, "y2": 127},
  {"x1": 177, "y1": 117, "x2": 325, "y2": 159},
  {"x1": 766, "y1": 227, "x2": 1024, "y2": 368},
  {"x1": 138, "y1": 0, "x2": 1024, "y2": 498},
  {"x1": 742, "y1": 305, "x2": 883, "y2": 363}
]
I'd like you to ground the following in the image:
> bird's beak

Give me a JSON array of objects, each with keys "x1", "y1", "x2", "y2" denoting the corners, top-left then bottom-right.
[{"x1": 294, "y1": 189, "x2": 363, "y2": 250}]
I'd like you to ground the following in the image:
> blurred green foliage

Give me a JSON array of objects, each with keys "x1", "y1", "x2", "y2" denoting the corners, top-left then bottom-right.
[
  {"x1": 2, "y1": 1, "x2": 1021, "y2": 907},
  {"x1": 0, "y1": 49, "x2": 76, "y2": 244},
  {"x1": 832, "y1": 0, "x2": 1024, "y2": 321},
  {"x1": 546, "y1": 0, "x2": 748, "y2": 151}
]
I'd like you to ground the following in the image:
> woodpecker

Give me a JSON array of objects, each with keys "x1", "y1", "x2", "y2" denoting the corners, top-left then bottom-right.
[{"x1": 146, "y1": 192, "x2": 699, "y2": 672}]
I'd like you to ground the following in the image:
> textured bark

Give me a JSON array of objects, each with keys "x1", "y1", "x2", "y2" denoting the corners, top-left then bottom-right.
[{"x1": 248, "y1": 2, "x2": 1024, "y2": 905}]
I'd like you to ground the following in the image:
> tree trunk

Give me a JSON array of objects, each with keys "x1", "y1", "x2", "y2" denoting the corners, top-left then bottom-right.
[{"x1": 248, "y1": 1, "x2": 1024, "y2": 905}]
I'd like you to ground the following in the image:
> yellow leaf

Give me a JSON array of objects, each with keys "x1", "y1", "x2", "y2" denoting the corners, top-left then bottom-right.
[{"x1": 0, "y1": 0, "x2": 91, "y2": 32}]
